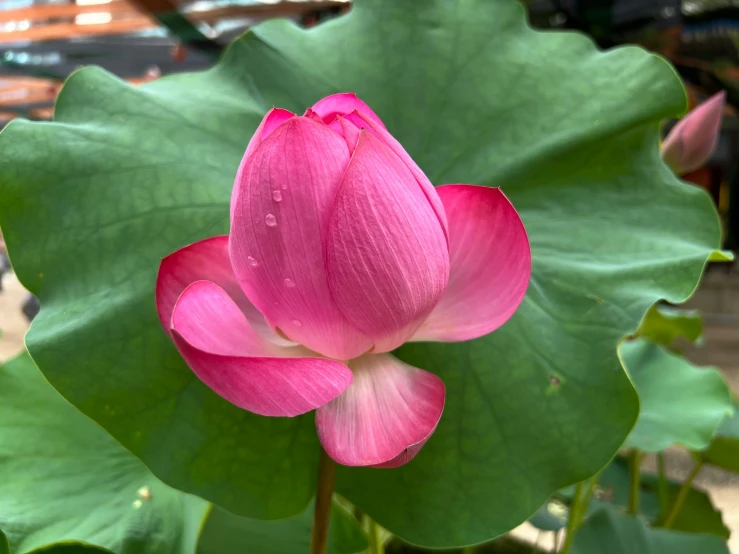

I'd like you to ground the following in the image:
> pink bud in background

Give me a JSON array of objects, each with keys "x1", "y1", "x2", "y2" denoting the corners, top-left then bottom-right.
[
  {"x1": 156, "y1": 93, "x2": 531, "y2": 468},
  {"x1": 661, "y1": 90, "x2": 726, "y2": 176}
]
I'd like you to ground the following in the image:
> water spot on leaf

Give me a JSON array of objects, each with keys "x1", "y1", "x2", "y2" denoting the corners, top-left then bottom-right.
[{"x1": 137, "y1": 486, "x2": 152, "y2": 500}]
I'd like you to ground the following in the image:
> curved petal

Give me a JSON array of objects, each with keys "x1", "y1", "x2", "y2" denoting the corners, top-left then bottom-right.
[
  {"x1": 413, "y1": 184, "x2": 531, "y2": 342},
  {"x1": 308, "y1": 93, "x2": 386, "y2": 128},
  {"x1": 303, "y1": 108, "x2": 323, "y2": 122},
  {"x1": 326, "y1": 131, "x2": 449, "y2": 353},
  {"x1": 316, "y1": 353, "x2": 445, "y2": 467},
  {"x1": 348, "y1": 110, "x2": 448, "y2": 241},
  {"x1": 232, "y1": 108, "x2": 296, "y2": 221},
  {"x1": 172, "y1": 280, "x2": 289, "y2": 357},
  {"x1": 172, "y1": 280, "x2": 353, "y2": 417},
  {"x1": 155, "y1": 235, "x2": 287, "y2": 344},
  {"x1": 245, "y1": 108, "x2": 296, "y2": 164},
  {"x1": 335, "y1": 116, "x2": 361, "y2": 151},
  {"x1": 229, "y1": 116, "x2": 373, "y2": 360},
  {"x1": 661, "y1": 91, "x2": 725, "y2": 175}
]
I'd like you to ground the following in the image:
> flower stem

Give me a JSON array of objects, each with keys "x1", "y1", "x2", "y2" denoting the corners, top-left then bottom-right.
[
  {"x1": 663, "y1": 459, "x2": 703, "y2": 529},
  {"x1": 577, "y1": 473, "x2": 599, "y2": 527},
  {"x1": 310, "y1": 447, "x2": 336, "y2": 554},
  {"x1": 656, "y1": 452, "x2": 668, "y2": 519},
  {"x1": 560, "y1": 481, "x2": 584, "y2": 554},
  {"x1": 628, "y1": 449, "x2": 643, "y2": 515}
]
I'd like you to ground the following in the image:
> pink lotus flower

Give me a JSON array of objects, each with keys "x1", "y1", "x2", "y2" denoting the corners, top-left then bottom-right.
[
  {"x1": 661, "y1": 90, "x2": 726, "y2": 176},
  {"x1": 156, "y1": 93, "x2": 531, "y2": 468}
]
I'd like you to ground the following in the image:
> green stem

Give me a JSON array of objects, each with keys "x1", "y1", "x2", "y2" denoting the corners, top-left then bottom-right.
[
  {"x1": 577, "y1": 473, "x2": 599, "y2": 527},
  {"x1": 560, "y1": 482, "x2": 584, "y2": 554},
  {"x1": 663, "y1": 460, "x2": 703, "y2": 528},
  {"x1": 628, "y1": 450, "x2": 643, "y2": 515},
  {"x1": 309, "y1": 448, "x2": 336, "y2": 554},
  {"x1": 369, "y1": 519, "x2": 385, "y2": 554},
  {"x1": 656, "y1": 452, "x2": 669, "y2": 519}
]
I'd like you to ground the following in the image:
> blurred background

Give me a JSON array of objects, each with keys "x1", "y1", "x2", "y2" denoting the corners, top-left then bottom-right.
[{"x1": 1, "y1": 0, "x2": 739, "y2": 551}]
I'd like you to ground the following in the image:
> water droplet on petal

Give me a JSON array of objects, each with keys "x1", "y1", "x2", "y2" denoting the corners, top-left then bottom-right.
[
  {"x1": 281, "y1": 183, "x2": 288, "y2": 190},
  {"x1": 265, "y1": 214, "x2": 277, "y2": 227},
  {"x1": 292, "y1": 319, "x2": 302, "y2": 327},
  {"x1": 272, "y1": 190, "x2": 283, "y2": 202},
  {"x1": 247, "y1": 256, "x2": 258, "y2": 267},
  {"x1": 284, "y1": 278, "x2": 295, "y2": 288}
]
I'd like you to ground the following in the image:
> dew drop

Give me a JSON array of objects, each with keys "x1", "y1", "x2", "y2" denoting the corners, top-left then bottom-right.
[
  {"x1": 292, "y1": 319, "x2": 302, "y2": 327},
  {"x1": 265, "y1": 214, "x2": 277, "y2": 227},
  {"x1": 272, "y1": 190, "x2": 283, "y2": 202},
  {"x1": 247, "y1": 256, "x2": 258, "y2": 267},
  {"x1": 284, "y1": 278, "x2": 295, "y2": 288},
  {"x1": 281, "y1": 183, "x2": 288, "y2": 190}
]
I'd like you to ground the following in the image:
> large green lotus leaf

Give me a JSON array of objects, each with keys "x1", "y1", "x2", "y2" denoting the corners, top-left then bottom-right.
[
  {"x1": 621, "y1": 339, "x2": 733, "y2": 452},
  {"x1": 199, "y1": 504, "x2": 366, "y2": 554},
  {"x1": 0, "y1": 0, "x2": 720, "y2": 547},
  {"x1": 700, "y1": 400, "x2": 739, "y2": 472},
  {"x1": 571, "y1": 509, "x2": 729, "y2": 554},
  {"x1": 0, "y1": 352, "x2": 209, "y2": 554}
]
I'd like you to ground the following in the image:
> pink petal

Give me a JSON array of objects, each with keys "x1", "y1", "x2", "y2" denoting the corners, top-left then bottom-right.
[
  {"x1": 245, "y1": 108, "x2": 296, "y2": 162},
  {"x1": 348, "y1": 110, "x2": 449, "y2": 241},
  {"x1": 232, "y1": 108, "x2": 296, "y2": 221},
  {"x1": 336, "y1": 116, "x2": 361, "y2": 151},
  {"x1": 326, "y1": 131, "x2": 449, "y2": 353},
  {"x1": 229, "y1": 116, "x2": 373, "y2": 360},
  {"x1": 316, "y1": 353, "x2": 445, "y2": 467},
  {"x1": 661, "y1": 91, "x2": 725, "y2": 175},
  {"x1": 308, "y1": 93, "x2": 386, "y2": 128},
  {"x1": 326, "y1": 115, "x2": 364, "y2": 151},
  {"x1": 172, "y1": 280, "x2": 352, "y2": 417},
  {"x1": 413, "y1": 185, "x2": 531, "y2": 342},
  {"x1": 172, "y1": 280, "x2": 287, "y2": 357},
  {"x1": 156, "y1": 235, "x2": 285, "y2": 345},
  {"x1": 303, "y1": 108, "x2": 323, "y2": 123}
]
